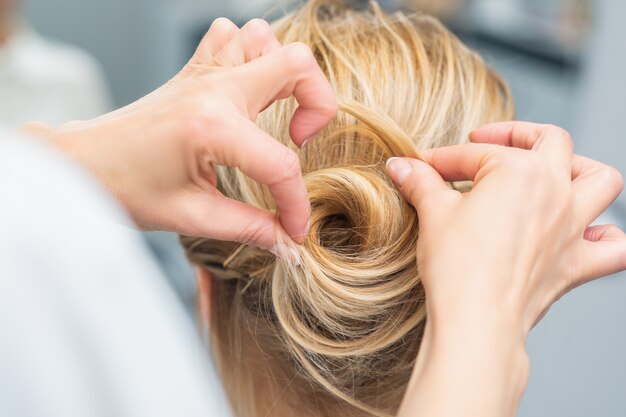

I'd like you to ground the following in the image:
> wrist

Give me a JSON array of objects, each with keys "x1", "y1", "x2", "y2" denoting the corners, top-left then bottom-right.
[
  {"x1": 398, "y1": 302, "x2": 530, "y2": 417},
  {"x1": 425, "y1": 306, "x2": 530, "y2": 384},
  {"x1": 426, "y1": 295, "x2": 529, "y2": 389},
  {"x1": 427, "y1": 293, "x2": 526, "y2": 340},
  {"x1": 19, "y1": 121, "x2": 56, "y2": 142},
  {"x1": 19, "y1": 121, "x2": 86, "y2": 153},
  {"x1": 19, "y1": 120, "x2": 121, "y2": 198}
]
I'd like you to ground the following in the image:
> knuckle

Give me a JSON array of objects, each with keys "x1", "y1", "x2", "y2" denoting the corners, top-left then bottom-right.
[
  {"x1": 542, "y1": 124, "x2": 566, "y2": 136},
  {"x1": 606, "y1": 224, "x2": 623, "y2": 236},
  {"x1": 599, "y1": 164, "x2": 624, "y2": 193},
  {"x1": 502, "y1": 153, "x2": 548, "y2": 184},
  {"x1": 236, "y1": 216, "x2": 273, "y2": 246},
  {"x1": 211, "y1": 17, "x2": 235, "y2": 32},
  {"x1": 243, "y1": 18, "x2": 273, "y2": 42},
  {"x1": 322, "y1": 96, "x2": 339, "y2": 119},
  {"x1": 275, "y1": 149, "x2": 302, "y2": 183},
  {"x1": 282, "y1": 42, "x2": 316, "y2": 73},
  {"x1": 545, "y1": 124, "x2": 573, "y2": 148},
  {"x1": 501, "y1": 152, "x2": 541, "y2": 172},
  {"x1": 179, "y1": 99, "x2": 222, "y2": 139}
]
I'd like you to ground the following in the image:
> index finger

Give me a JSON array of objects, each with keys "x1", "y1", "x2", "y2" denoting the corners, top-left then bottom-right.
[
  {"x1": 421, "y1": 143, "x2": 511, "y2": 182},
  {"x1": 210, "y1": 116, "x2": 310, "y2": 244},
  {"x1": 469, "y1": 121, "x2": 573, "y2": 171},
  {"x1": 191, "y1": 18, "x2": 239, "y2": 64},
  {"x1": 238, "y1": 42, "x2": 338, "y2": 146}
]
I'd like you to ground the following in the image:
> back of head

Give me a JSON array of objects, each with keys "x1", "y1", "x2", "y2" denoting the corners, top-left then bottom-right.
[{"x1": 181, "y1": 1, "x2": 513, "y2": 416}]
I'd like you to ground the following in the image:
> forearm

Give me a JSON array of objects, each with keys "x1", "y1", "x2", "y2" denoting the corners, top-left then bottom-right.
[{"x1": 398, "y1": 305, "x2": 529, "y2": 417}]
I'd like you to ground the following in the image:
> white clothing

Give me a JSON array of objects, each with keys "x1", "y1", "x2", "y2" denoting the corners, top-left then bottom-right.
[
  {"x1": 0, "y1": 23, "x2": 112, "y2": 128},
  {"x1": 0, "y1": 130, "x2": 231, "y2": 417}
]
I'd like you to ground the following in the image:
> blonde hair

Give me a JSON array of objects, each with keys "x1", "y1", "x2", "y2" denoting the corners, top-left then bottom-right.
[{"x1": 181, "y1": 1, "x2": 513, "y2": 416}]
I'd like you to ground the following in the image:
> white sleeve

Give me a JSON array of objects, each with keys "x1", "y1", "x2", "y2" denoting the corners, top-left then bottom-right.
[{"x1": 0, "y1": 131, "x2": 231, "y2": 417}]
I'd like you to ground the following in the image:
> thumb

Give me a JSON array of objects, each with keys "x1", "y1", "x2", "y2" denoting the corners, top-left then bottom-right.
[
  {"x1": 173, "y1": 192, "x2": 302, "y2": 264},
  {"x1": 386, "y1": 157, "x2": 456, "y2": 214},
  {"x1": 579, "y1": 224, "x2": 626, "y2": 283},
  {"x1": 238, "y1": 43, "x2": 337, "y2": 146}
]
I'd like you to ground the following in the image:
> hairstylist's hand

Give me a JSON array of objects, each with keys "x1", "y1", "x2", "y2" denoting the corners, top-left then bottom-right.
[
  {"x1": 390, "y1": 121, "x2": 626, "y2": 332},
  {"x1": 21, "y1": 19, "x2": 337, "y2": 254},
  {"x1": 388, "y1": 122, "x2": 626, "y2": 417}
]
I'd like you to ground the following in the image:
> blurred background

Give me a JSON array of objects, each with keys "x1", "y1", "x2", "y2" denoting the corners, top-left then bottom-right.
[{"x1": 2, "y1": 0, "x2": 625, "y2": 416}]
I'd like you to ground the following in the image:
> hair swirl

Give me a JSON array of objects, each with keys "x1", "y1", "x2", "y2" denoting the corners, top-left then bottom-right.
[{"x1": 181, "y1": 1, "x2": 513, "y2": 416}]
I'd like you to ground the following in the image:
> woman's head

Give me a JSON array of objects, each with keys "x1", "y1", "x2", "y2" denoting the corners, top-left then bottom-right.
[{"x1": 181, "y1": 1, "x2": 513, "y2": 416}]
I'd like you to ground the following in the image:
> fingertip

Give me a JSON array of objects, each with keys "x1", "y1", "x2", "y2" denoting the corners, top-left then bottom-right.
[
  {"x1": 386, "y1": 157, "x2": 414, "y2": 185},
  {"x1": 287, "y1": 67, "x2": 336, "y2": 146},
  {"x1": 194, "y1": 18, "x2": 239, "y2": 62},
  {"x1": 469, "y1": 121, "x2": 515, "y2": 143},
  {"x1": 289, "y1": 111, "x2": 316, "y2": 147},
  {"x1": 300, "y1": 136, "x2": 315, "y2": 148},
  {"x1": 290, "y1": 229, "x2": 308, "y2": 245},
  {"x1": 270, "y1": 242, "x2": 302, "y2": 266},
  {"x1": 420, "y1": 149, "x2": 435, "y2": 164},
  {"x1": 289, "y1": 103, "x2": 336, "y2": 147},
  {"x1": 210, "y1": 17, "x2": 238, "y2": 34},
  {"x1": 581, "y1": 233, "x2": 626, "y2": 282},
  {"x1": 386, "y1": 156, "x2": 455, "y2": 213},
  {"x1": 584, "y1": 224, "x2": 626, "y2": 242},
  {"x1": 271, "y1": 222, "x2": 304, "y2": 265},
  {"x1": 468, "y1": 125, "x2": 495, "y2": 143},
  {"x1": 277, "y1": 196, "x2": 311, "y2": 245},
  {"x1": 468, "y1": 129, "x2": 481, "y2": 142},
  {"x1": 295, "y1": 218, "x2": 312, "y2": 244}
]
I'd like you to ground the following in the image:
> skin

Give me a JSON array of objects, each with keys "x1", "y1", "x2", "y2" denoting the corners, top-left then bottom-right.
[
  {"x1": 388, "y1": 122, "x2": 626, "y2": 417},
  {"x1": 195, "y1": 123, "x2": 626, "y2": 417},
  {"x1": 21, "y1": 17, "x2": 626, "y2": 416},
  {"x1": 21, "y1": 18, "x2": 338, "y2": 259},
  {"x1": 0, "y1": 0, "x2": 17, "y2": 45}
]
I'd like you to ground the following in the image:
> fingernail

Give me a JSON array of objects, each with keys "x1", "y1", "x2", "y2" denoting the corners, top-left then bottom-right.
[
  {"x1": 270, "y1": 243, "x2": 302, "y2": 266},
  {"x1": 386, "y1": 157, "x2": 412, "y2": 184},
  {"x1": 301, "y1": 135, "x2": 316, "y2": 148},
  {"x1": 291, "y1": 219, "x2": 311, "y2": 245}
]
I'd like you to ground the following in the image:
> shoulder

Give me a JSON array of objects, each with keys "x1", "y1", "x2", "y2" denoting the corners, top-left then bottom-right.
[{"x1": 0, "y1": 130, "x2": 230, "y2": 416}]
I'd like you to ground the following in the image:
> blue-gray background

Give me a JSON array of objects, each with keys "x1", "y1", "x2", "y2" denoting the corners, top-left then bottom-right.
[{"x1": 20, "y1": 0, "x2": 626, "y2": 415}]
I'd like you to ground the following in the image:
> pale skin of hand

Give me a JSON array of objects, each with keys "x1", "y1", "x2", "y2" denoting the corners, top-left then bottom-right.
[
  {"x1": 17, "y1": 15, "x2": 626, "y2": 417},
  {"x1": 21, "y1": 18, "x2": 337, "y2": 257},
  {"x1": 388, "y1": 121, "x2": 626, "y2": 417}
]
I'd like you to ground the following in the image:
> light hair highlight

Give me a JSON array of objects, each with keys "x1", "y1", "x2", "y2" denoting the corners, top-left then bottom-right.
[{"x1": 182, "y1": 1, "x2": 513, "y2": 416}]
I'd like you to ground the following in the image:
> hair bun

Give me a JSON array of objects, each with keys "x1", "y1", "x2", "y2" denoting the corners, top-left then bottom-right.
[{"x1": 271, "y1": 165, "x2": 426, "y2": 411}]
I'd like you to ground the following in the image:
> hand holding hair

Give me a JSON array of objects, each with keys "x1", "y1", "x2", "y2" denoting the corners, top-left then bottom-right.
[
  {"x1": 388, "y1": 121, "x2": 626, "y2": 417},
  {"x1": 20, "y1": 18, "x2": 337, "y2": 255}
]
